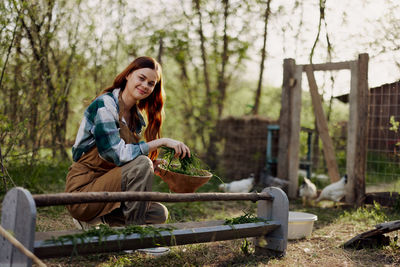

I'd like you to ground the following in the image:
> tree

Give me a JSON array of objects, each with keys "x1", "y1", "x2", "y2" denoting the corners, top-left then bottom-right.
[{"x1": 252, "y1": 0, "x2": 272, "y2": 115}]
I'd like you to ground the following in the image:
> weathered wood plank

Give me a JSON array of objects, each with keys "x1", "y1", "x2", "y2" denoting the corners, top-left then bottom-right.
[
  {"x1": 277, "y1": 58, "x2": 296, "y2": 181},
  {"x1": 346, "y1": 61, "x2": 358, "y2": 204},
  {"x1": 256, "y1": 187, "x2": 288, "y2": 256},
  {"x1": 346, "y1": 53, "x2": 369, "y2": 205},
  {"x1": 300, "y1": 61, "x2": 355, "y2": 71},
  {"x1": 33, "y1": 192, "x2": 273, "y2": 207},
  {"x1": 0, "y1": 187, "x2": 36, "y2": 267},
  {"x1": 354, "y1": 53, "x2": 369, "y2": 206},
  {"x1": 343, "y1": 220, "x2": 400, "y2": 249},
  {"x1": 305, "y1": 65, "x2": 340, "y2": 182},
  {"x1": 287, "y1": 65, "x2": 303, "y2": 198},
  {"x1": 34, "y1": 221, "x2": 280, "y2": 258},
  {"x1": 35, "y1": 220, "x2": 227, "y2": 241}
]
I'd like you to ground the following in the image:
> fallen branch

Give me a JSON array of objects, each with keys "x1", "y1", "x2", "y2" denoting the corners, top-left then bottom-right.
[{"x1": 0, "y1": 225, "x2": 46, "y2": 267}]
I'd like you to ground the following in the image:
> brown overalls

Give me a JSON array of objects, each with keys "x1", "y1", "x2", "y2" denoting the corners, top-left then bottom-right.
[{"x1": 65, "y1": 92, "x2": 167, "y2": 225}]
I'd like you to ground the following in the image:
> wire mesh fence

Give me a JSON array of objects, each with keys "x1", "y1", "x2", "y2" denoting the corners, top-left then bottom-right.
[{"x1": 367, "y1": 81, "x2": 400, "y2": 192}]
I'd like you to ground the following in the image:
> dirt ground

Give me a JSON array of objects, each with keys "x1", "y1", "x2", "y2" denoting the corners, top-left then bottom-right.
[{"x1": 37, "y1": 200, "x2": 400, "y2": 267}]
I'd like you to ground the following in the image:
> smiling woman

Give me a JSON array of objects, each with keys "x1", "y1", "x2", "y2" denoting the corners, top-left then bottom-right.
[{"x1": 64, "y1": 56, "x2": 191, "y2": 230}]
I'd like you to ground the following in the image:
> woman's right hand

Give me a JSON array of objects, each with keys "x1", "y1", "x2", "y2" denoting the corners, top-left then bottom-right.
[{"x1": 161, "y1": 138, "x2": 191, "y2": 159}]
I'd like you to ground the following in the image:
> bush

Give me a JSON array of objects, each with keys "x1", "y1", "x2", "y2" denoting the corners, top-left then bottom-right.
[{"x1": 2, "y1": 160, "x2": 70, "y2": 196}]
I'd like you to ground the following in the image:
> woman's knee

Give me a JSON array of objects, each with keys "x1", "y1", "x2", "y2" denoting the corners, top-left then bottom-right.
[
  {"x1": 135, "y1": 155, "x2": 153, "y2": 168},
  {"x1": 121, "y1": 155, "x2": 154, "y2": 191},
  {"x1": 123, "y1": 155, "x2": 153, "y2": 174}
]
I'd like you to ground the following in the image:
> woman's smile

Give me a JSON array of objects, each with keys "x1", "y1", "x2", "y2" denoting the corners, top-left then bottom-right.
[{"x1": 122, "y1": 67, "x2": 158, "y2": 108}]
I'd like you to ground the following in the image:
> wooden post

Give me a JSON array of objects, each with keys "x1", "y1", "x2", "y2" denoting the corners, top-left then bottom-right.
[
  {"x1": 304, "y1": 65, "x2": 341, "y2": 183},
  {"x1": 288, "y1": 65, "x2": 303, "y2": 198},
  {"x1": 256, "y1": 187, "x2": 288, "y2": 257},
  {"x1": 346, "y1": 54, "x2": 368, "y2": 205},
  {"x1": 277, "y1": 58, "x2": 295, "y2": 181},
  {"x1": 0, "y1": 187, "x2": 37, "y2": 267},
  {"x1": 277, "y1": 59, "x2": 302, "y2": 198}
]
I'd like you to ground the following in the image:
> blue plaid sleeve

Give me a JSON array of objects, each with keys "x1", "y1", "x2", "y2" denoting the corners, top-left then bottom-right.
[{"x1": 91, "y1": 95, "x2": 148, "y2": 166}]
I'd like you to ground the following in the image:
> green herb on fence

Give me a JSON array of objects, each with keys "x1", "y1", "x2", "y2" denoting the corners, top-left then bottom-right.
[
  {"x1": 223, "y1": 213, "x2": 268, "y2": 225},
  {"x1": 45, "y1": 224, "x2": 176, "y2": 256}
]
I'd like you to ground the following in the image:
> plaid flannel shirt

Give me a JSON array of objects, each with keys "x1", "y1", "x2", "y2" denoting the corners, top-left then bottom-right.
[{"x1": 72, "y1": 88, "x2": 149, "y2": 166}]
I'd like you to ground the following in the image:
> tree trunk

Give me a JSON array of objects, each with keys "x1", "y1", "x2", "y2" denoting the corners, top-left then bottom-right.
[
  {"x1": 10, "y1": 29, "x2": 22, "y2": 122},
  {"x1": 206, "y1": 0, "x2": 231, "y2": 169},
  {"x1": 252, "y1": 0, "x2": 272, "y2": 115},
  {"x1": 158, "y1": 36, "x2": 164, "y2": 66}
]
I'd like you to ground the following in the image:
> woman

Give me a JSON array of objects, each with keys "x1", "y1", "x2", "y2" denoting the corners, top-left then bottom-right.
[{"x1": 65, "y1": 56, "x2": 190, "y2": 229}]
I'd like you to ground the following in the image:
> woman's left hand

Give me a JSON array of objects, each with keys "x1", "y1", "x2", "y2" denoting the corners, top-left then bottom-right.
[{"x1": 153, "y1": 159, "x2": 167, "y2": 175}]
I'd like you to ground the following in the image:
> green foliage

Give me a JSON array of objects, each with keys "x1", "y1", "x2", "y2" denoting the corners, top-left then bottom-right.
[
  {"x1": 46, "y1": 224, "x2": 176, "y2": 256},
  {"x1": 223, "y1": 213, "x2": 268, "y2": 225},
  {"x1": 165, "y1": 202, "x2": 207, "y2": 223},
  {"x1": 390, "y1": 116, "x2": 399, "y2": 133},
  {"x1": 340, "y1": 202, "x2": 388, "y2": 225},
  {"x1": 223, "y1": 213, "x2": 268, "y2": 256},
  {"x1": 0, "y1": 115, "x2": 28, "y2": 158},
  {"x1": 3, "y1": 160, "x2": 70, "y2": 195},
  {"x1": 160, "y1": 147, "x2": 207, "y2": 176},
  {"x1": 240, "y1": 238, "x2": 253, "y2": 256},
  {"x1": 366, "y1": 152, "x2": 400, "y2": 184}
]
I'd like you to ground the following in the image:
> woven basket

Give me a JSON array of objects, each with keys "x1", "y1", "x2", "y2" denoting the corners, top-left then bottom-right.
[{"x1": 158, "y1": 166, "x2": 212, "y2": 193}]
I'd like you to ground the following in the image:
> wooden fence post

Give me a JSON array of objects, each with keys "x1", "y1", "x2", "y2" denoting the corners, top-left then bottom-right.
[
  {"x1": 256, "y1": 186, "x2": 288, "y2": 257},
  {"x1": 346, "y1": 53, "x2": 369, "y2": 205},
  {"x1": 277, "y1": 58, "x2": 294, "y2": 181},
  {"x1": 277, "y1": 59, "x2": 302, "y2": 198},
  {"x1": 0, "y1": 187, "x2": 37, "y2": 267}
]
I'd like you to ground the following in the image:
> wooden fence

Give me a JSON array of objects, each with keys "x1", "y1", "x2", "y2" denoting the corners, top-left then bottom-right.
[{"x1": 0, "y1": 186, "x2": 288, "y2": 266}]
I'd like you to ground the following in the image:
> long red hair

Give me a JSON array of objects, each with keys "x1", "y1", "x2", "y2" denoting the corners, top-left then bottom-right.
[{"x1": 101, "y1": 56, "x2": 164, "y2": 160}]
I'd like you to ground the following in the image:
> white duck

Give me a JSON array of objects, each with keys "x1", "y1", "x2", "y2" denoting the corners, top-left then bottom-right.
[
  {"x1": 299, "y1": 177, "x2": 317, "y2": 206},
  {"x1": 316, "y1": 174, "x2": 347, "y2": 205},
  {"x1": 219, "y1": 174, "x2": 254, "y2": 193}
]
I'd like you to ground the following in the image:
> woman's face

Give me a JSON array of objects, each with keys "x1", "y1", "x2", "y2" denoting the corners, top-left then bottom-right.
[{"x1": 125, "y1": 68, "x2": 158, "y2": 102}]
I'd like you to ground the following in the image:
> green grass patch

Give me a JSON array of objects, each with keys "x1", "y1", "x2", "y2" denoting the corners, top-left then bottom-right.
[
  {"x1": 366, "y1": 152, "x2": 400, "y2": 185},
  {"x1": 1, "y1": 160, "x2": 70, "y2": 197},
  {"x1": 340, "y1": 202, "x2": 388, "y2": 225}
]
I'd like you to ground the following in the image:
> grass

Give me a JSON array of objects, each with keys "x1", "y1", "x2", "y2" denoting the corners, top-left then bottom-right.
[
  {"x1": 2, "y1": 160, "x2": 400, "y2": 266},
  {"x1": 36, "y1": 200, "x2": 400, "y2": 267},
  {"x1": 1, "y1": 160, "x2": 69, "y2": 196}
]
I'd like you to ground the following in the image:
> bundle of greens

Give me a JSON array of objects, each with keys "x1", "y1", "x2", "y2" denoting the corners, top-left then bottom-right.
[
  {"x1": 45, "y1": 224, "x2": 176, "y2": 256},
  {"x1": 223, "y1": 212, "x2": 268, "y2": 225},
  {"x1": 159, "y1": 147, "x2": 208, "y2": 176}
]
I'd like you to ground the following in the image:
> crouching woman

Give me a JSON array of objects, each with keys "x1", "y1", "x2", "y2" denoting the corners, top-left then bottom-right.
[{"x1": 65, "y1": 56, "x2": 190, "y2": 229}]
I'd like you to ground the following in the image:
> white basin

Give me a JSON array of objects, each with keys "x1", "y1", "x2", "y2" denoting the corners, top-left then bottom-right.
[{"x1": 288, "y1": 211, "x2": 318, "y2": 240}]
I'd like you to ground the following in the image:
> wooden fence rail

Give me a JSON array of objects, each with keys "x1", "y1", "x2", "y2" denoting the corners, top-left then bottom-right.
[
  {"x1": 1, "y1": 187, "x2": 288, "y2": 266},
  {"x1": 33, "y1": 191, "x2": 274, "y2": 207}
]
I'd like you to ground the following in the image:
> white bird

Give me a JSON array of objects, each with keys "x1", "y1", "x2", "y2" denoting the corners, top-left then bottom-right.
[
  {"x1": 316, "y1": 174, "x2": 348, "y2": 205},
  {"x1": 218, "y1": 174, "x2": 254, "y2": 193},
  {"x1": 299, "y1": 177, "x2": 317, "y2": 206}
]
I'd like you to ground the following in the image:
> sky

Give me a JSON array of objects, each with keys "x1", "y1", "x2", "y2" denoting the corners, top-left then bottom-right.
[
  {"x1": 93, "y1": 0, "x2": 400, "y2": 98},
  {"x1": 258, "y1": 0, "x2": 400, "y2": 97}
]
